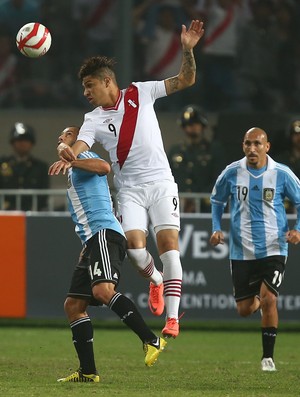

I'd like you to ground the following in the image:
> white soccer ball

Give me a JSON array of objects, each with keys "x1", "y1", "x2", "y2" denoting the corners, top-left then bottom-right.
[{"x1": 16, "y1": 22, "x2": 52, "y2": 58}]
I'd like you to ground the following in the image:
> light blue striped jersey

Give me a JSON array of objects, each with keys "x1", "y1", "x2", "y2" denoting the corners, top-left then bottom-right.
[
  {"x1": 67, "y1": 151, "x2": 125, "y2": 244},
  {"x1": 211, "y1": 155, "x2": 300, "y2": 260}
]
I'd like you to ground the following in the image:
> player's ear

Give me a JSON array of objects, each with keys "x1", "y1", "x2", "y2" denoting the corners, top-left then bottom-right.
[
  {"x1": 104, "y1": 77, "x2": 111, "y2": 87},
  {"x1": 266, "y1": 142, "x2": 271, "y2": 153},
  {"x1": 242, "y1": 140, "x2": 246, "y2": 153}
]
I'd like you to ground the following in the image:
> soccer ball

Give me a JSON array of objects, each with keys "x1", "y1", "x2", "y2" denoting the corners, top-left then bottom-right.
[{"x1": 16, "y1": 22, "x2": 52, "y2": 58}]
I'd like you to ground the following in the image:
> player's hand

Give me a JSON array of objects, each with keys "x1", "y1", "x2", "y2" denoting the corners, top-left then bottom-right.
[
  {"x1": 48, "y1": 160, "x2": 71, "y2": 175},
  {"x1": 209, "y1": 231, "x2": 224, "y2": 246},
  {"x1": 286, "y1": 230, "x2": 300, "y2": 245},
  {"x1": 181, "y1": 20, "x2": 204, "y2": 50},
  {"x1": 57, "y1": 143, "x2": 76, "y2": 162}
]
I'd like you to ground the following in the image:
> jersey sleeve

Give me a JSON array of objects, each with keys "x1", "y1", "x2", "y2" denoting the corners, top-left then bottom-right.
[
  {"x1": 210, "y1": 168, "x2": 231, "y2": 232},
  {"x1": 133, "y1": 80, "x2": 167, "y2": 101},
  {"x1": 210, "y1": 168, "x2": 232, "y2": 205},
  {"x1": 78, "y1": 151, "x2": 100, "y2": 160},
  {"x1": 77, "y1": 114, "x2": 97, "y2": 149},
  {"x1": 75, "y1": 151, "x2": 105, "y2": 177}
]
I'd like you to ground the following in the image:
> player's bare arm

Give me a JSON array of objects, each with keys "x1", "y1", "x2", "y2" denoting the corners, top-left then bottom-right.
[
  {"x1": 49, "y1": 158, "x2": 110, "y2": 176},
  {"x1": 71, "y1": 158, "x2": 111, "y2": 175},
  {"x1": 48, "y1": 160, "x2": 71, "y2": 176},
  {"x1": 57, "y1": 140, "x2": 89, "y2": 162},
  {"x1": 165, "y1": 20, "x2": 204, "y2": 95}
]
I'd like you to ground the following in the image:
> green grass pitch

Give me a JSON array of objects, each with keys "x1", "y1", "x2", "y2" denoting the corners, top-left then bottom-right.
[{"x1": 0, "y1": 322, "x2": 299, "y2": 397}]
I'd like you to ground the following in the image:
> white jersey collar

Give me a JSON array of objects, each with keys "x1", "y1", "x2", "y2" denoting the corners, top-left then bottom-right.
[{"x1": 240, "y1": 154, "x2": 276, "y2": 170}]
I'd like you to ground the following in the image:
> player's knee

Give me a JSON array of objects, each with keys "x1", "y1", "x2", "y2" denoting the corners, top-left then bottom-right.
[
  {"x1": 159, "y1": 241, "x2": 177, "y2": 253},
  {"x1": 156, "y1": 229, "x2": 179, "y2": 253},
  {"x1": 64, "y1": 297, "x2": 86, "y2": 318},
  {"x1": 92, "y1": 289, "x2": 106, "y2": 304},
  {"x1": 64, "y1": 297, "x2": 75, "y2": 315},
  {"x1": 92, "y1": 283, "x2": 115, "y2": 305},
  {"x1": 236, "y1": 303, "x2": 252, "y2": 317},
  {"x1": 127, "y1": 248, "x2": 149, "y2": 267},
  {"x1": 261, "y1": 293, "x2": 277, "y2": 312},
  {"x1": 237, "y1": 307, "x2": 251, "y2": 317}
]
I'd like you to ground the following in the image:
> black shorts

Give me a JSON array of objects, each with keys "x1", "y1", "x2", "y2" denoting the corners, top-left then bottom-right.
[
  {"x1": 230, "y1": 255, "x2": 286, "y2": 302},
  {"x1": 67, "y1": 229, "x2": 126, "y2": 306}
]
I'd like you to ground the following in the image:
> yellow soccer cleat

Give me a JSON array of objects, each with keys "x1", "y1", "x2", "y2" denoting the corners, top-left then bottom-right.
[
  {"x1": 57, "y1": 369, "x2": 100, "y2": 383},
  {"x1": 144, "y1": 337, "x2": 167, "y2": 367}
]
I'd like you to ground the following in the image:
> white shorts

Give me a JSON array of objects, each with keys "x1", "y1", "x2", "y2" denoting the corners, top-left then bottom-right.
[{"x1": 116, "y1": 180, "x2": 180, "y2": 234}]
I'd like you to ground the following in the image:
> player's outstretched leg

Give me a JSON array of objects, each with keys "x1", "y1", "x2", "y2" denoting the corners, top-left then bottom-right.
[
  {"x1": 148, "y1": 271, "x2": 164, "y2": 316},
  {"x1": 127, "y1": 248, "x2": 165, "y2": 315},
  {"x1": 108, "y1": 292, "x2": 167, "y2": 365},
  {"x1": 160, "y1": 250, "x2": 182, "y2": 338}
]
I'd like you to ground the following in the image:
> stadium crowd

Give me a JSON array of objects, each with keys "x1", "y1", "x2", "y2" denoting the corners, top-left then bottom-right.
[{"x1": 0, "y1": 0, "x2": 300, "y2": 113}]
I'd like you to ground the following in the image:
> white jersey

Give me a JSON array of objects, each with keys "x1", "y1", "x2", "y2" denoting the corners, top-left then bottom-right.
[{"x1": 78, "y1": 80, "x2": 174, "y2": 190}]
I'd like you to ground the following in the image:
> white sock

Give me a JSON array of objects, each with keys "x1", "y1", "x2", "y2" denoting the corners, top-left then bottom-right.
[
  {"x1": 160, "y1": 250, "x2": 182, "y2": 319},
  {"x1": 127, "y1": 248, "x2": 163, "y2": 285}
]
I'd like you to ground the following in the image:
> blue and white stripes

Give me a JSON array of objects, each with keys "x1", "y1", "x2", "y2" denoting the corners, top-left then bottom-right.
[
  {"x1": 211, "y1": 155, "x2": 300, "y2": 260},
  {"x1": 67, "y1": 151, "x2": 124, "y2": 243}
]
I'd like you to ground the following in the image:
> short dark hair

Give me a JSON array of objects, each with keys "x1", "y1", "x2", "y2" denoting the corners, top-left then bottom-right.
[{"x1": 78, "y1": 56, "x2": 117, "y2": 81}]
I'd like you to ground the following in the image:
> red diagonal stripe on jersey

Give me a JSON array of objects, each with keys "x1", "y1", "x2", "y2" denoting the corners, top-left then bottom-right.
[{"x1": 117, "y1": 84, "x2": 139, "y2": 169}]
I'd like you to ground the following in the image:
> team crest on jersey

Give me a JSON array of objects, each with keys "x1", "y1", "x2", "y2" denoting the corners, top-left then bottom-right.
[
  {"x1": 263, "y1": 188, "x2": 274, "y2": 201},
  {"x1": 127, "y1": 99, "x2": 137, "y2": 108}
]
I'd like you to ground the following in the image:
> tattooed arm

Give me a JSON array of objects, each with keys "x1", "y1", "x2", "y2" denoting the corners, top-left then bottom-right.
[{"x1": 164, "y1": 20, "x2": 204, "y2": 95}]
